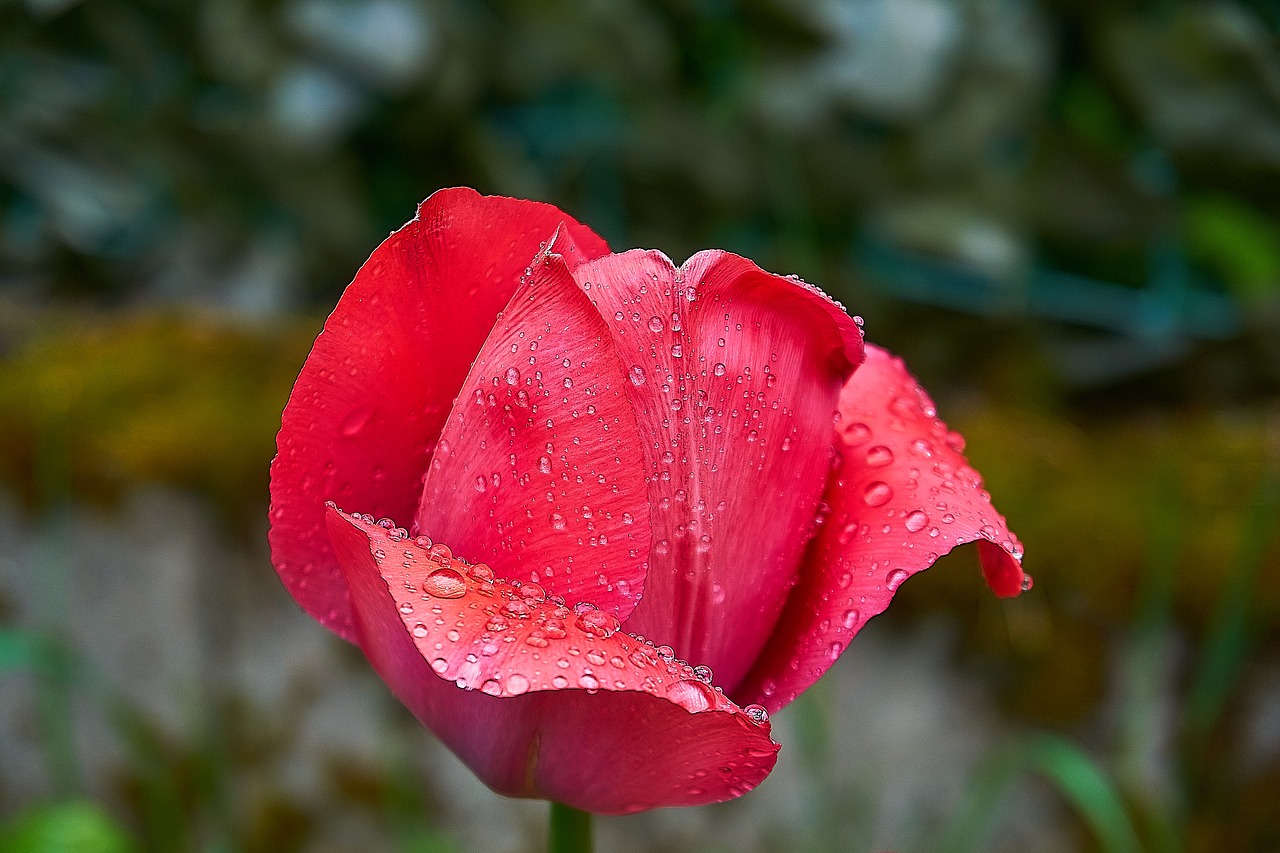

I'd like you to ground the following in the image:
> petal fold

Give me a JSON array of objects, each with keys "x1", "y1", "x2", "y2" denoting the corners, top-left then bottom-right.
[
  {"x1": 269, "y1": 189, "x2": 608, "y2": 640},
  {"x1": 328, "y1": 507, "x2": 779, "y2": 814},
  {"x1": 737, "y1": 344, "x2": 1027, "y2": 711},
  {"x1": 570, "y1": 249, "x2": 865, "y2": 689}
]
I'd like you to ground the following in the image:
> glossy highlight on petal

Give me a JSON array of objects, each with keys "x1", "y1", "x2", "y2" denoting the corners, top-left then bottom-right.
[
  {"x1": 736, "y1": 344, "x2": 1027, "y2": 711},
  {"x1": 327, "y1": 507, "x2": 780, "y2": 814},
  {"x1": 269, "y1": 189, "x2": 608, "y2": 640}
]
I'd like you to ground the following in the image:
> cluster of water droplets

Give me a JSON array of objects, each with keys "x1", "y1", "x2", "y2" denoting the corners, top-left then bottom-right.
[{"x1": 350, "y1": 512, "x2": 774, "y2": 728}]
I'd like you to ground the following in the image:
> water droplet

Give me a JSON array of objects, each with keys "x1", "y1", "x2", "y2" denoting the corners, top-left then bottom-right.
[
  {"x1": 431, "y1": 657, "x2": 448, "y2": 674},
  {"x1": 667, "y1": 679, "x2": 713, "y2": 712},
  {"x1": 886, "y1": 568, "x2": 909, "y2": 590},
  {"x1": 863, "y1": 481, "x2": 893, "y2": 507},
  {"x1": 586, "y1": 649, "x2": 608, "y2": 666},
  {"x1": 579, "y1": 673, "x2": 600, "y2": 690},
  {"x1": 538, "y1": 456, "x2": 552, "y2": 475},
  {"x1": 629, "y1": 365, "x2": 646, "y2": 385},
  {"x1": 839, "y1": 420, "x2": 871, "y2": 445},
  {"x1": 504, "y1": 366, "x2": 520, "y2": 386},
  {"x1": 340, "y1": 404, "x2": 374, "y2": 436},
  {"x1": 713, "y1": 362, "x2": 726, "y2": 377},
  {"x1": 841, "y1": 608, "x2": 859, "y2": 629},
  {"x1": 743, "y1": 704, "x2": 769, "y2": 725},
  {"x1": 692, "y1": 665, "x2": 713, "y2": 683},
  {"x1": 621, "y1": 511, "x2": 634, "y2": 525},
  {"x1": 648, "y1": 316, "x2": 664, "y2": 332},
  {"x1": 520, "y1": 582, "x2": 547, "y2": 602},
  {"x1": 904, "y1": 510, "x2": 928, "y2": 532},
  {"x1": 670, "y1": 343, "x2": 683, "y2": 358},
  {"x1": 1020, "y1": 573, "x2": 1035, "y2": 592},
  {"x1": 506, "y1": 673, "x2": 530, "y2": 695},
  {"x1": 551, "y1": 512, "x2": 566, "y2": 530},
  {"x1": 576, "y1": 609, "x2": 620, "y2": 638},
  {"x1": 422, "y1": 568, "x2": 467, "y2": 599},
  {"x1": 865, "y1": 445, "x2": 894, "y2": 467},
  {"x1": 481, "y1": 679, "x2": 502, "y2": 696}
]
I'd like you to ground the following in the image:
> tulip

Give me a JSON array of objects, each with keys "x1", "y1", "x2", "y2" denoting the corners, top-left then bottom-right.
[{"x1": 269, "y1": 188, "x2": 1026, "y2": 828}]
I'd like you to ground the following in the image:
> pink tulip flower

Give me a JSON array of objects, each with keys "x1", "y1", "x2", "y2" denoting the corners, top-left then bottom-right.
[{"x1": 269, "y1": 188, "x2": 1026, "y2": 815}]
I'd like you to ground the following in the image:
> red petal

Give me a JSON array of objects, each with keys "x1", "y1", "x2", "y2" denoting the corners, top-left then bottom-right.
[
  {"x1": 736, "y1": 344, "x2": 1027, "y2": 711},
  {"x1": 414, "y1": 235, "x2": 652, "y2": 619},
  {"x1": 269, "y1": 189, "x2": 608, "y2": 640},
  {"x1": 328, "y1": 507, "x2": 779, "y2": 814},
  {"x1": 570, "y1": 250, "x2": 865, "y2": 689}
]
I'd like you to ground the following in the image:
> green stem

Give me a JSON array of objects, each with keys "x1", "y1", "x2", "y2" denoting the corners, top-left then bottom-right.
[{"x1": 548, "y1": 802, "x2": 593, "y2": 853}]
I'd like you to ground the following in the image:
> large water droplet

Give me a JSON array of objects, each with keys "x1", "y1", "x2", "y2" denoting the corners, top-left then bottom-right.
[
  {"x1": 743, "y1": 704, "x2": 769, "y2": 725},
  {"x1": 865, "y1": 445, "x2": 894, "y2": 467},
  {"x1": 886, "y1": 567, "x2": 909, "y2": 590},
  {"x1": 648, "y1": 316, "x2": 664, "y2": 332},
  {"x1": 506, "y1": 673, "x2": 530, "y2": 695},
  {"x1": 863, "y1": 481, "x2": 893, "y2": 507},
  {"x1": 667, "y1": 679, "x2": 714, "y2": 712},
  {"x1": 504, "y1": 366, "x2": 520, "y2": 386},
  {"x1": 904, "y1": 510, "x2": 928, "y2": 532},
  {"x1": 422, "y1": 567, "x2": 467, "y2": 599},
  {"x1": 576, "y1": 609, "x2": 620, "y2": 638},
  {"x1": 629, "y1": 365, "x2": 646, "y2": 385},
  {"x1": 340, "y1": 404, "x2": 374, "y2": 437}
]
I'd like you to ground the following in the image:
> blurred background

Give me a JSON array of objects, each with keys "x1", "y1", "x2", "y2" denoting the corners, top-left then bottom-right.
[{"x1": 1, "y1": 0, "x2": 1279, "y2": 850}]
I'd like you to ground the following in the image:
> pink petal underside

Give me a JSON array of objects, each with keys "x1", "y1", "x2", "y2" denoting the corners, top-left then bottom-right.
[
  {"x1": 327, "y1": 507, "x2": 779, "y2": 815},
  {"x1": 414, "y1": 238, "x2": 652, "y2": 620},
  {"x1": 736, "y1": 344, "x2": 1027, "y2": 711},
  {"x1": 570, "y1": 249, "x2": 865, "y2": 691},
  {"x1": 269, "y1": 189, "x2": 608, "y2": 640}
]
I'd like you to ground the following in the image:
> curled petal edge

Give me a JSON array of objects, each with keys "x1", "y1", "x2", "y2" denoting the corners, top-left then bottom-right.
[
  {"x1": 327, "y1": 506, "x2": 780, "y2": 814},
  {"x1": 736, "y1": 344, "x2": 1027, "y2": 712}
]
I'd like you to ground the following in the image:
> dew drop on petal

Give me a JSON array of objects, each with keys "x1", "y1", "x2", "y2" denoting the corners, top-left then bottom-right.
[
  {"x1": 886, "y1": 568, "x2": 909, "y2": 590},
  {"x1": 576, "y1": 609, "x2": 620, "y2": 638},
  {"x1": 863, "y1": 481, "x2": 893, "y2": 507},
  {"x1": 506, "y1": 673, "x2": 530, "y2": 695},
  {"x1": 743, "y1": 704, "x2": 769, "y2": 725},
  {"x1": 865, "y1": 445, "x2": 894, "y2": 467},
  {"x1": 667, "y1": 679, "x2": 713, "y2": 712},
  {"x1": 904, "y1": 510, "x2": 929, "y2": 532},
  {"x1": 422, "y1": 567, "x2": 467, "y2": 599}
]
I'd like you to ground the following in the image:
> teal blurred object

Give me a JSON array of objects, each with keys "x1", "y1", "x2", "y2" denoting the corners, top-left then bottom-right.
[{"x1": 857, "y1": 232, "x2": 1242, "y2": 384}]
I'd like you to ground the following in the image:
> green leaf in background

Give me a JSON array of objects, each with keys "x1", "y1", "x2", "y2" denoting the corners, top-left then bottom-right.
[
  {"x1": 1183, "y1": 195, "x2": 1280, "y2": 302},
  {"x1": 0, "y1": 802, "x2": 139, "y2": 853},
  {"x1": 939, "y1": 732, "x2": 1143, "y2": 853}
]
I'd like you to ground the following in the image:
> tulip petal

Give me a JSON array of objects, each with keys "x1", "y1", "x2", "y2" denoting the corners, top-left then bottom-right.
[
  {"x1": 414, "y1": 236, "x2": 652, "y2": 619},
  {"x1": 569, "y1": 249, "x2": 865, "y2": 689},
  {"x1": 736, "y1": 344, "x2": 1027, "y2": 711},
  {"x1": 328, "y1": 507, "x2": 779, "y2": 814},
  {"x1": 270, "y1": 189, "x2": 608, "y2": 640}
]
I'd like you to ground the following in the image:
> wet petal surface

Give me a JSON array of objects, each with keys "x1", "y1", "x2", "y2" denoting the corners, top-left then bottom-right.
[
  {"x1": 737, "y1": 344, "x2": 1026, "y2": 711},
  {"x1": 415, "y1": 237, "x2": 651, "y2": 619},
  {"x1": 328, "y1": 507, "x2": 780, "y2": 814},
  {"x1": 569, "y1": 250, "x2": 865, "y2": 689},
  {"x1": 269, "y1": 189, "x2": 607, "y2": 639}
]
